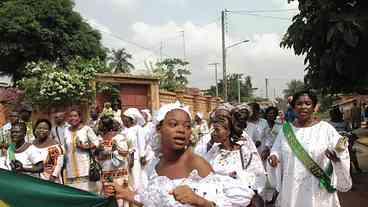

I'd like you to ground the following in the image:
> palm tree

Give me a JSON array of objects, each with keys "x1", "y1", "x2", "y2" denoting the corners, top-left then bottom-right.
[
  {"x1": 109, "y1": 48, "x2": 134, "y2": 73},
  {"x1": 283, "y1": 79, "x2": 305, "y2": 98}
]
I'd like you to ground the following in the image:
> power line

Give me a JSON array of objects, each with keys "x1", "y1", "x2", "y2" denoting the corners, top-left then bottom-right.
[
  {"x1": 99, "y1": 29, "x2": 163, "y2": 55},
  {"x1": 231, "y1": 12, "x2": 292, "y2": 21},
  {"x1": 229, "y1": 8, "x2": 298, "y2": 13}
]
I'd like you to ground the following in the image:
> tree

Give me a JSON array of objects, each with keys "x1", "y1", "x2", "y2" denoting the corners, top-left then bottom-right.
[
  {"x1": 283, "y1": 79, "x2": 305, "y2": 98},
  {"x1": 17, "y1": 57, "x2": 105, "y2": 107},
  {"x1": 0, "y1": 0, "x2": 107, "y2": 81},
  {"x1": 153, "y1": 58, "x2": 190, "y2": 92},
  {"x1": 206, "y1": 74, "x2": 254, "y2": 102},
  {"x1": 281, "y1": 0, "x2": 368, "y2": 94},
  {"x1": 109, "y1": 48, "x2": 134, "y2": 73}
]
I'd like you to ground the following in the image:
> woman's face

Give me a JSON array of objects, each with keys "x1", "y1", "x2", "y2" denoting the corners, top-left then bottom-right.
[
  {"x1": 211, "y1": 122, "x2": 231, "y2": 144},
  {"x1": 159, "y1": 109, "x2": 192, "y2": 151},
  {"x1": 293, "y1": 95, "x2": 315, "y2": 121},
  {"x1": 69, "y1": 111, "x2": 81, "y2": 127},
  {"x1": 266, "y1": 109, "x2": 277, "y2": 122},
  {"x1": 121, "y1": 115, "x2": 134, "y2": 128},
  {"x1": 11, "y1": 126, "x2": 26, "y2": 144},
  {"x1": 35, "y1": 122, "x2": 50, "y2": 141}
]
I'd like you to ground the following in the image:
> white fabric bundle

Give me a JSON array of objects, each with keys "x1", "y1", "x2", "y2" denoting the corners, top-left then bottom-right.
[
  {"x1": 153, "y1": 101, "x2": 191, "y2": 126},
  {"x1": 123, "y1": 108, "x2": 146, "y2": 126}
]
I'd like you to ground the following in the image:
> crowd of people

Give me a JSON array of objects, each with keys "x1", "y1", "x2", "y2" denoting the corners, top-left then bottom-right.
[{"x1": 0, "y1": 90, "x2": 353, "y2": 207}]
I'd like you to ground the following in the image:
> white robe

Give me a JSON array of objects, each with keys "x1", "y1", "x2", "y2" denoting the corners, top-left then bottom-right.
[
  {"x1": 203, "y1": 135, "x2": 266, "y2": 193},
  {"x1": 136, "y1": 157, "x2": 255, "y2": 207},
  {"x1": 121, "y1": 125, "x2": 148, "y2": 191},
  {"x1": 268, "y1": 121, "x2": 352, "y2": 207}
]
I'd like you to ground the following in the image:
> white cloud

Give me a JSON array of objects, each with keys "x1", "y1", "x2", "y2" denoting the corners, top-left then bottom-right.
[
  {"x1": 87, "y1": 18, "x2": 112, "y2": 34},
  {"x1": 126, "y1": 21, "x2": 305, "y2": 98},
  {"x1": 272, "y1": 0, "x2": 299, "y2": 10},
  {"x1": 109, "y1": 0, "x2": 138, "y2": 8}
]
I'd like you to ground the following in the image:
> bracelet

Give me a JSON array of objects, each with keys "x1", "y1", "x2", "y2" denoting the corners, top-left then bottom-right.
[{"x1": 209, "y1": 202, "x2": 216, "y2": 207}]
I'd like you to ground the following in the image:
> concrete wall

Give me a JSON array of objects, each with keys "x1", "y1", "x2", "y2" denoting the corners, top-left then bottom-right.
[{"x1": 159, "y1": 90, "x2": 221, "y2": 120}]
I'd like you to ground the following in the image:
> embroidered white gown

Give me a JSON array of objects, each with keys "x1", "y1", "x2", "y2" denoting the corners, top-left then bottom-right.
[
  {"x1": 136, "y1": 157, "x2": 255, "y2": 207},
  {"x1": 268, "y1": 121, "x2": 352, "y2": 207},
  {"x1": 203, "y1": 134, "x2": 266, "y2": 193}
]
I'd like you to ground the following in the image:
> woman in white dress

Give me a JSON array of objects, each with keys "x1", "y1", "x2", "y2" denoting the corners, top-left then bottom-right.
[
  {"x1": 268, "y1": 91, "x2": 352, "y2": 207},
  {"x1": 64, "y1": 108, "x2": 100, "y2": 192},
  {"x1": 121, "y1": 108, "x2": 147, "y2": 192},
  {"x1": 33, "y1": 119, "x2": 64, "y2": 183},
  {"x1": 104, "y1": 102, "x2": 255, "y2": 207},
  {"x1": 248, "y1": 103, "x2": 268, "y2": 155},
  {"x1": 204, "y1": 104, "x2": 266, "y2": 198},
  {"x1": 6, "y1": 122, "x2": 43, "y2": 176},
  {"x1": 97, "y1": 115, "x2": 132, "y2": 206},
  {"x1": 260, "y1": 106, "x2": 282, "y2": 203}
]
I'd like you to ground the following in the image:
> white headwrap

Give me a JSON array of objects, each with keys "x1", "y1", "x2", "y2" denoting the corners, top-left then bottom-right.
[
  {"x1": 154, "y1": 101, "x2": 192, "y2": 126},
  {"x1": 196, "y1": 112, "x2": 204, "y2": 119},
  {"x1": 150, "y1": 101, "x2": 192, "y2": 157},
  {"x1": 236, "y1": 103, "x2": 253, "y2": 117},
  {"x1": 123, "y1": 108, "x2": 146, "y2": 126},
  {"x1": 141, "y1": 109, "x2": 152, "y2": 122}
]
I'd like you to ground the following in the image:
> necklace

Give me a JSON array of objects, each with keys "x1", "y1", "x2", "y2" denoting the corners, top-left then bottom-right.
[{"x1": 15, "y1": 142, "x2": 28, "y2": 153}]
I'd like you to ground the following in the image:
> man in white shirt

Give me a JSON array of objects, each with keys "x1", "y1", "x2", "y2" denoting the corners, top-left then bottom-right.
[
  {"x1": 0, "y1": 111, "x2": 19, "y2": 157},
  {"x1": 51, "y1": 111, "x2": 69, "y2": 145}
]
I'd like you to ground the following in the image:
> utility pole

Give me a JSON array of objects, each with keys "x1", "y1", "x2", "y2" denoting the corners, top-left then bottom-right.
[
  {"x1": 221, "y1": 10, "x2": 227, "y2": 101},
  {"x1": 159, "y1": 41, "x2": 163, "y2": 62},
  {"x1": 181, "y1": 31, "x2": 186, "y2": 61},
  {"x1": 265, "y1": 78, "x2": 269, "y2": 99},
  {"x1": 209, "y1": 63, "x2": 220, "y2": 97},
  {"x1": 238, "y1": 75, "x2": 241, "y2": 103}
]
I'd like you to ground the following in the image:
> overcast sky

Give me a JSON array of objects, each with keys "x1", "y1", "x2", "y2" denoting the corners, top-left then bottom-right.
[{"x1": 74, "y1": 0, "x2": 305, "y2": 99}]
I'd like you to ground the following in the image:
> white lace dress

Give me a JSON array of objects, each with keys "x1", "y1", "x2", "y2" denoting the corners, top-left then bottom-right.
[
  {"x1": 203, "y1": 136, "x2": 266, "y2": 193},
  {"x1": 136, "y1": 158, "x2": 255, "y2": 207},
  {"x1": 268, "y1": 121, "x2": 352, "y2": 207}
]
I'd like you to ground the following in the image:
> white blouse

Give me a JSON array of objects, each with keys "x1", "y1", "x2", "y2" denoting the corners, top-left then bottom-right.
[
  {"x1": 204, "y1": 135, "x2": 266, "y2": 193},
  {"x1": 64, "y1": 125, "x2": 100, "y2": 178},
  {"x1": 136, "y1": 158, "x2": 255, "y2": 207},
  {"x1": 34, "y1": 144, "x2": 64, "y2": 182},
  {"x1": 6, "y1": 144, "x2": 43, "y2": 177},
  {"x1": 268, "y1": 121, "x2": 352, "y2": 207}
]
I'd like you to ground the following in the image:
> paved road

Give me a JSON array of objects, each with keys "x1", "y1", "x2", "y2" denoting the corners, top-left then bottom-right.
[{"x1": 339, "y1": 128, "x2": 368, "y2": 207}]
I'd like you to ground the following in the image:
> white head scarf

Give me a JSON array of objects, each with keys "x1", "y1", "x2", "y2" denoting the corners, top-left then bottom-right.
[
  {"x1": 150, "y1": 101, "x2": 192, "y2": 156},
  {"x1": 123, "y1": 108, "x2": 146, "y2": 126},
  {"x1": 196, "y1": 112, "x2": 204, "y2": 120},
  {"x1": 153, "y1": 101, "x2": 192, "y2": 126},
  {"x1": 235, "y1": 103, "x2": 253, "y2": 117},
  {"x1": 141, "y1": 109, "x2": 152, "y2": 122}
]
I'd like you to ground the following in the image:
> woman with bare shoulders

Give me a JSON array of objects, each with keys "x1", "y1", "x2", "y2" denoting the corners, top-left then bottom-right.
[{"x1": 104, "y1": 102, "x2": 254, "y2": 207}]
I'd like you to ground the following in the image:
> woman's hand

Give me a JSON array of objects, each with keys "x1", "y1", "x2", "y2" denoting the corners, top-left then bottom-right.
[
  {"x1": 268, "y1": 155, "x2": 279, "y2": 168},
  {"x1": 140, "y1": 156, "x2": 147, "y2": 166},
  {"x1": 171, "y1": 185, "x2": 213, "y2": 207},
  {"x1": 255, "y1": 141, "x2": 262, "y2": 148},
  {"x1": 10, "y1": 160, "x2": 24, "y2": 172},
  {"x1": 325, "y1": 149, "x2": 340, "y2": 163},
  {"x1": 77, "y1": 142, "x2": 96, "y2": 150},
  {"x1": 261, "y1": 148, "x2": 270, "y2": 161},
  {"x1": 49, "y1": 175, "x2": 58, "y2": 182},
  {"x1": 228, "y1": 171, "x2": 237, "y2": 179},
  {"x1": 102, "y1": 182, "x2": 116, "y2": 197},
  {"x1": 248, "y1": 193, "x2": 265, "y2": 207},
  {"x1": 118, "y1": 149, "x2": 129, "y2": 157}
]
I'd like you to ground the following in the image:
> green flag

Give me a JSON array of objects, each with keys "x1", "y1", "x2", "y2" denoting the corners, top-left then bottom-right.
[{"x1": 0, "y1": 169, "x2": 117, "y2": 207}]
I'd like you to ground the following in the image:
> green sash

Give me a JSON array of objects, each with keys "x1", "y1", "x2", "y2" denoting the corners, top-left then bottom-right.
[{"x1": 283, "y1": 122, "x2": 336, "y2": 193}]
